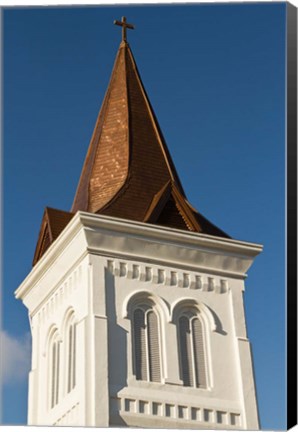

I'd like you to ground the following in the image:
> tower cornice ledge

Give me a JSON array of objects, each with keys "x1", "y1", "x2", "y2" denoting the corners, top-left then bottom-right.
[
  {"x1": 15, "y1": 211, "x2": 263, "y2": 303},
  {"x1": 77, "y1": 211, "x2": 262, "y2": 256}
]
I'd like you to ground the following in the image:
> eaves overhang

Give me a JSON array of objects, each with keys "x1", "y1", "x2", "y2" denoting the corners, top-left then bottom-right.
[{"x1": 15, "y1": 211, "x2": 263, "y2": 301}]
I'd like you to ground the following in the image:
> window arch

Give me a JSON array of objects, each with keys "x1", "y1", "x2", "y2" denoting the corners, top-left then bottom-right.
[
  {"x1": 66, "y1": 316, "x2": 76, "y2": 393},
  {"x1": 178, "y1": 310, "x2": 208, "y2": 388},
  {"x1": 48, "y1": 329, "x2": 61, "y2": 408},
  {"x1": 62, "y1": 309, "x2": 77, "y2": 394},
  {"x1": 133, "y1": 304, "x2": 161, "y2": 383}
]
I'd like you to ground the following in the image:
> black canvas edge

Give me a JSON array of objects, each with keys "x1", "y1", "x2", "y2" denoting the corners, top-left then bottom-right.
[{"x1": 287, "y1": 2, "x2": 297, "y2": 430}]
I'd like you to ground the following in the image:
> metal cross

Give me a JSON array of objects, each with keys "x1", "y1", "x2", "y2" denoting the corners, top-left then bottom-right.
[{"x1": 114, "y1": 16, "x2": 134, "y2": 43}]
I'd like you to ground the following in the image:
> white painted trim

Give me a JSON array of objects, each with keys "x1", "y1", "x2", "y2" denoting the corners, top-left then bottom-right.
[
  {"x1": 170, "y1": 298, "x2": 217, "y2": 332},
  {"x1": 122, "y1": 290, "x2": 171, "y2": 322}
]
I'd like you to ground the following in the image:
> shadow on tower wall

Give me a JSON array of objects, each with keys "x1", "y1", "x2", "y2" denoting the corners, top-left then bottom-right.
[{"x1": 105, "y1": 267, "x2": 128, "y2": 426}]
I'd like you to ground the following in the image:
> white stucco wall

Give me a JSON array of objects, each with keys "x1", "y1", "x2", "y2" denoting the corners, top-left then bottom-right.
[{"x1": 15, "y1": 212, "x2": 262, "y2": 429}]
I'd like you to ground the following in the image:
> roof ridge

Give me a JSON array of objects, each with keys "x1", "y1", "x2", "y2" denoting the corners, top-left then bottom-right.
[
  {"x1": 144, "y1": 180, "x2": 172, "y2": 223},
  {"x1": 71, "y1": 43, "x2": 130, "y2": 213},
  {"x1": 125, "y1": 45, "x2": 186, "y2": 197}
]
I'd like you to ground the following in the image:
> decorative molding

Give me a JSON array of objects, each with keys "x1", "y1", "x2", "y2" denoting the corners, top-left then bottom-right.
[
  {"x1": 37, "y1": 266, "x2": 82, "y2": 325},
  {"x1": 15, "y1": 211, "x2": 263, "y2": 301},
  {"x1": 122, "y1": 290, "x2": 171, "y2": 322},
  {"x1": 107, "y1": 259, "x2": 229, "y2": 295},
  {"x1": 113, "y1": 395, "x2": 241, "y2": 428},
  {"x1": 170, "y1": 298, "x2": 218, "y2": 332}
]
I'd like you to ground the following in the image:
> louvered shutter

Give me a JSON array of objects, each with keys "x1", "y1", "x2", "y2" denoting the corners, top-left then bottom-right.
[
  {"x1": 51, "y1": 340, "x2": 60, "y2": 407},
  {"x1": 179, "y1": 316, "x2": 194, "y2": 386},
  {"x1": 56, "y1": 342, "x2": 60, "y2": 404},
  {"x1": 192, "y1": 317, "x2": 207, "y2": 388},
  {"x1": 147, "y1": 311, "x2": 161, "y2": 382},
  {"x1": 133, "y1": 309, "x2": 147, "y2": 380},
  {"x1": 67, "y1": 325, "x2": 73, "y2": 393},
  {"x1": 72, "y1": 324, "x2": 76, "y2": 388},
  {"x1": 67, "y1": 323, "x2": 76, "y2": 393},
  {"x1": 51, "y1": 342, "x2": 56, "y2": 408}
]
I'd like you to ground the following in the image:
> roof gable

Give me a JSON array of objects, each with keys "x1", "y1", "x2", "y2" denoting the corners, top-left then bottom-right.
[{"x1": 33, "y1": 208, "x2": 74, "y2": 266}]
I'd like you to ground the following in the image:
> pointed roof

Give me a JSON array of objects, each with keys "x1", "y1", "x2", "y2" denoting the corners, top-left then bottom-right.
[
  {"x1": 71, "y1": 40, "x2": 185, "y2": 215},
  {"x1": 71, "y1": 39, "x2": 228, "y2": 238},
  {"x1": 32, "y1": 208, "x2": 74, "y2": 266},
  {"x1": 33, "y1": 28, "x2": 229, "y2": 266}
]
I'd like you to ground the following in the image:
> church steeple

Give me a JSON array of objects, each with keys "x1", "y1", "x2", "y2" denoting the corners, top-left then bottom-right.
[
  {"x1": 71, "y1": 18, "x2": 228, "y2": 236},
  {"x1": 33, "y1": 18, "x2": 228, "y2": 266}
]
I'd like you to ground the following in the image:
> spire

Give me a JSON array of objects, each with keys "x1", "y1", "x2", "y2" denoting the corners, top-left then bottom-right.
[
  {"x1": 33, "y1": 20, "x2": 229, "y2": 265},
  {"x1": 71, "y1": 21, "x2": 228, "y2": 237},
  {"x1": 71, "y1": 38, "x2": 192, "y2": 223}
]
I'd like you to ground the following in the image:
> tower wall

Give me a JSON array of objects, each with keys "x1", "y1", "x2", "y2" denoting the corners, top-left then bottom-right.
[
  {"x1": 26, "y1": 256, "x2": 91, "y2": 426},
  {"x1": 102, "y1": 259, "x2": 257, "y2": 429},
  {"x1": 16, "y1": 212, "x2": 261, "y2": 429},
  {"x1": 16, "y1": 222, "x2": 109, "y2": 426}
]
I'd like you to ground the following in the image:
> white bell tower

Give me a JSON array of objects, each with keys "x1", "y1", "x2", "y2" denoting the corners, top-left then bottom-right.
[{"x1": 15, "y1": 214, "x2": 262, "y2": 429}]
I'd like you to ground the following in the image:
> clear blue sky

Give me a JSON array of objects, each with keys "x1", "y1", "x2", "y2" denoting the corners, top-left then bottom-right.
[{"x1": 2, "y1": 3, "x2": 286, "y2": 429}]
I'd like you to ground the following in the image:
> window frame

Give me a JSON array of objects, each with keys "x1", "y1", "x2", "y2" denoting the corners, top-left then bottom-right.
[
  {"x1": 66, "y1": 319, "x2": 76, "y2": 393},
  {"x1": 177, "y1": 308, "x2": 210, "y2": 390},
  {"x1": 62, "y1": 309, "x2": 77, "y2": 396},
  {"x1": 47, "y1": 329, "x2": 61, "y2": 410},
  {"x1": 131, "y1": 301, "x2": 163, "y2": 384}
]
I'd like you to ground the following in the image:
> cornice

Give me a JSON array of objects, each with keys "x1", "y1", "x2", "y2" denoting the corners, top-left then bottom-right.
[
  {"x1": 15, "y1": 212, "x2": 263, "y2": 301},
  {"x1": 77, "y1": 212, "x2": 263, "y2": 257}
]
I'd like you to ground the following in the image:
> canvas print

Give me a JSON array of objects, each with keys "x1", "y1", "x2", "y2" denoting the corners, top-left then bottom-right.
[{"x1": 2, "y1": 3, "x2": 292, "y2": 430}]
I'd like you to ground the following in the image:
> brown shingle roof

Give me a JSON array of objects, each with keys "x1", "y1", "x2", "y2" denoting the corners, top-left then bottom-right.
[
  {"x1": 71, "y1": 41, "x2": 229, "y2": 238},
  {"x1": 71, "y1": 41, "x2": 186, "y2": 216},
  {"x1": 33, "y1": 38, "x2": 229, "y2": 266},
  {"x1": 32, "y1": 208, "x2": 74, "y2": 266}
]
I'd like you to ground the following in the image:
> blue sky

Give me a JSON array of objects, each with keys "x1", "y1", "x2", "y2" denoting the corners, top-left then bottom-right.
[{"x1": 2, "y1": 3, "x2": 286, "y2": 429}]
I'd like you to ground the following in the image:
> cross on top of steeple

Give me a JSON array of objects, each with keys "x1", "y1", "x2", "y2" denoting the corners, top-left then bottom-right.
[{"x1": 114, "y1": 16, "x2": 135, "y2": 43}]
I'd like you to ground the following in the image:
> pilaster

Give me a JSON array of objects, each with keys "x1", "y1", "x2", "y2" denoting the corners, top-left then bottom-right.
[
  {"x1": 89, "y1": 254, "x2": 109, "y2": 427},
  {"x1": 229, "y1": 281, "x2": 259, "y2": 429}
]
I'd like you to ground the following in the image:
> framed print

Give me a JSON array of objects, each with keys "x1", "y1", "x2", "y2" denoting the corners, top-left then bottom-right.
[{"x1": 2, "y1": 2, "x2": 297, "y2": 430}]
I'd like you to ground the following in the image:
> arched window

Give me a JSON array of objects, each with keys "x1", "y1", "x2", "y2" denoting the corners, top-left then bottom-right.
[
  {"x1": 133, "y1": 305, "x2": 161, "y2": 382},
  {"x1": 49, "y1": 331, "x2": 60, "y2": 408},
  {"x1": 67, "y1": 320, "x2": 76, "y2": 393},
  {"x1": 62, "y1": 310, "x2": 77, "y2": 394},
  {"x1": 178, "y1": 311, "x2": 207, "y2": 388}
]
